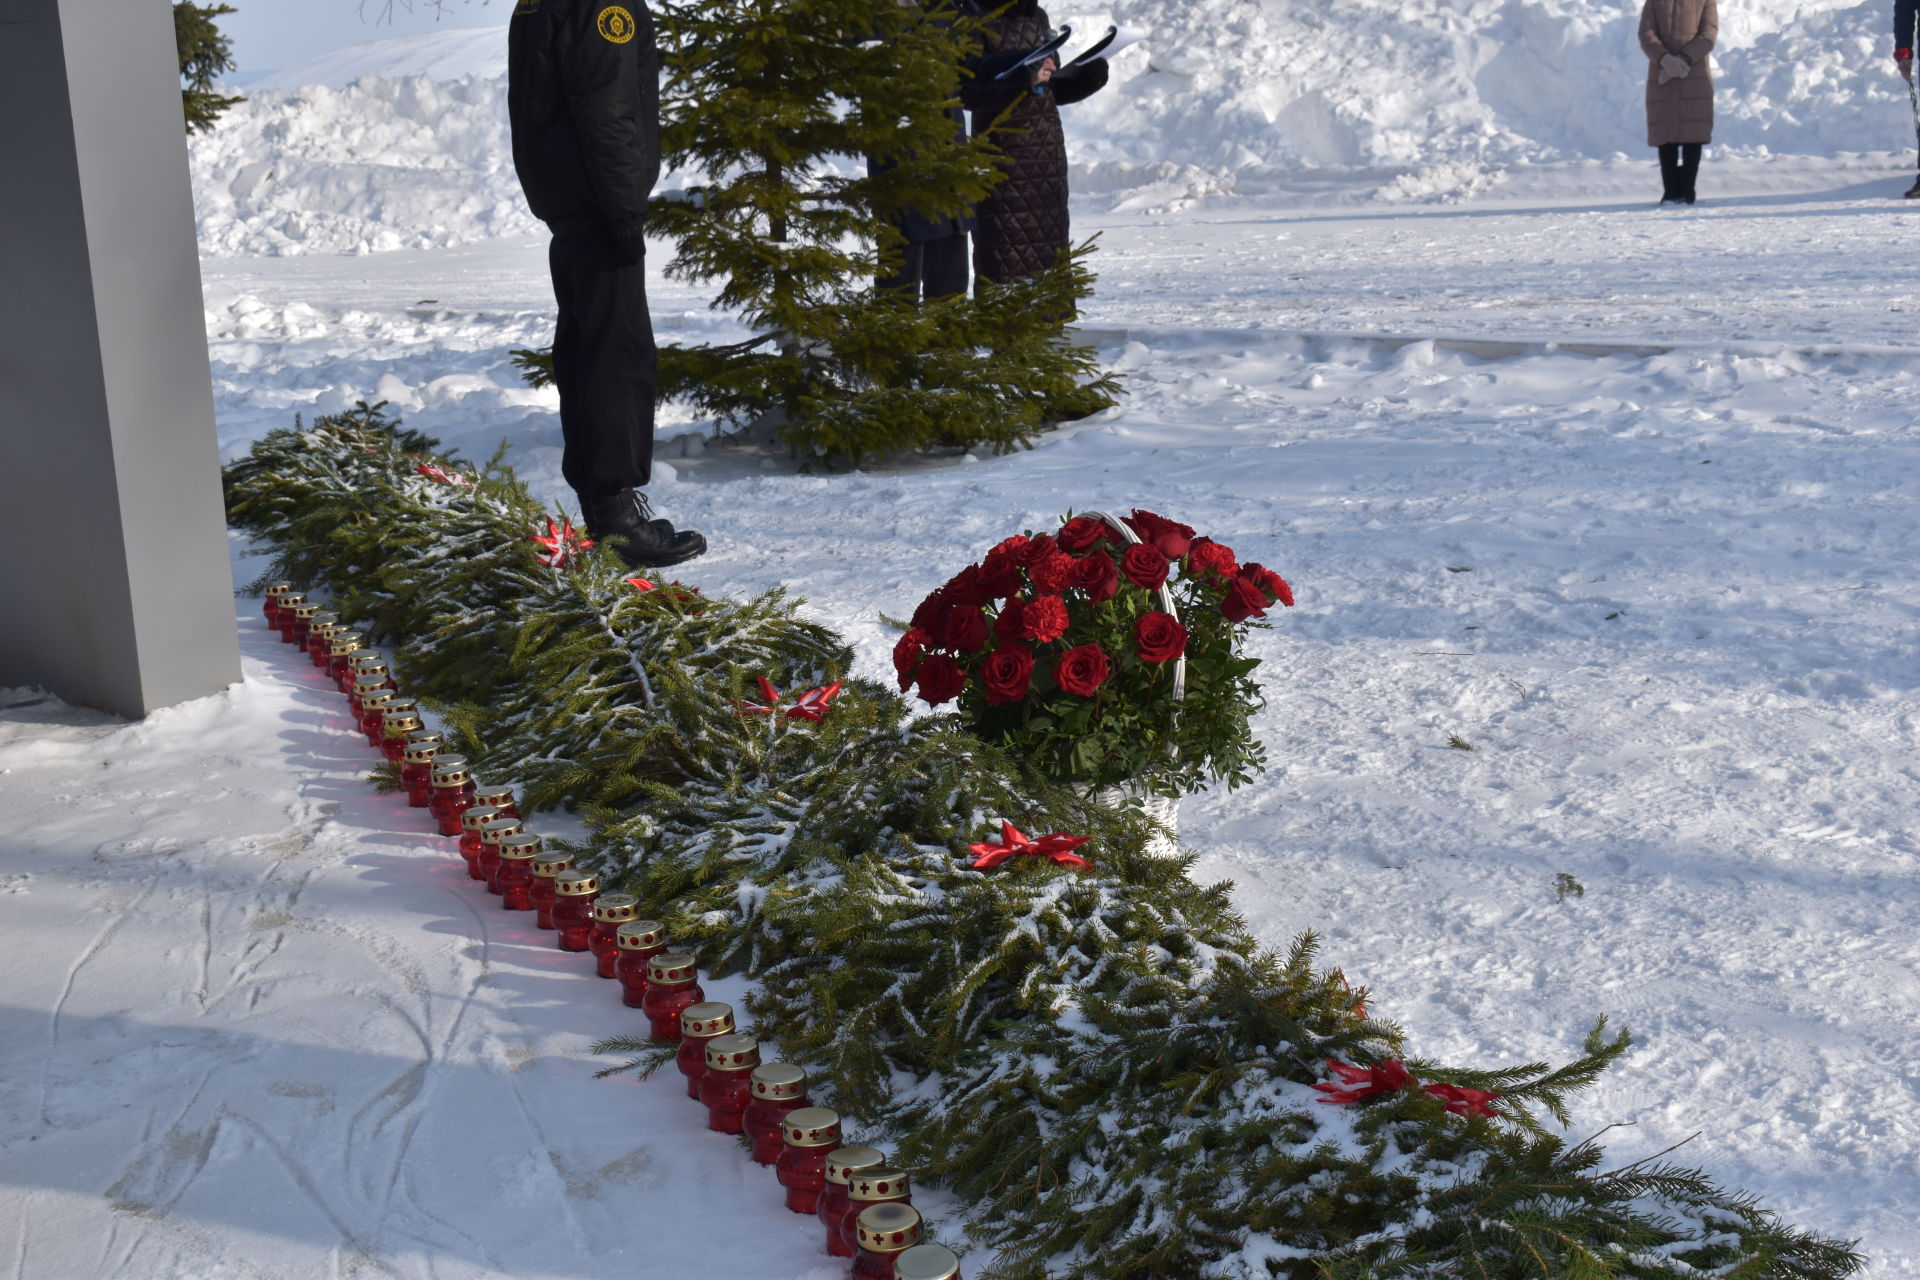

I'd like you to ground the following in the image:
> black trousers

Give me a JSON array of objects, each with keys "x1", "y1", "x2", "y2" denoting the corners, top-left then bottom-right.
[
  {"x1": 877, "y1": 232, "x2": 968, "y2": 301},
  {"x1": 548, "y1": 230, "x2": 656, "y2": 498},
  {"x1": 1658, "y1": 143, "x2": 1703, "y2": 202}
]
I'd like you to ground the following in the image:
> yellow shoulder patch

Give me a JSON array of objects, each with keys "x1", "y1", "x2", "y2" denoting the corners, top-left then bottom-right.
[{"x1": 596, "y1": 5, "x2": 637, "y2": 43}]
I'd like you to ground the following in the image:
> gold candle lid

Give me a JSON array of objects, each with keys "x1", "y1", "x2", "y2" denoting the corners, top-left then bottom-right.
[
  {"x1": 646, "y1": 950, "x2": 697, "y2": 985},
  {"x1": 329, "y1": 632, "x2": 364, "y2": 657},
  {"x1": 430, "y1": 755, "x2": 470, "y2": 786},
  {"x1": 782, "y1": 1107, "x2": 841, "y2": 1149},
  {"x1": 479, "y1": 817, "x2": 523, "y2": 846},
  {"x1": 404, "y1": 738, "x2": 444, "y2": 765},
  {"x1": 750, "y1": 1063, "x2": 807, "y2": 1101},
  {"x1": 853, "y1": 1203, "x2": 922, "y2": 1253},
  {"x1": 498, "y1": 833, "x2": 542, "y2": 861},
  {"x1": 555, "y1": 869, "x2": 599, "y2": 897},
  {"x1": 309, "y1": 617, "x2": 342, "y2": 638},
  {"x1": 382, "y1": 711, "x2": 423, "y2": 737},
  {"x1": 381, "y1": 698, "x2": 418, "y2": 718},
  {"x1": 615, "y1": 919, "x2": 667, "y2": 950},
  {"x1": 351, "y1": 651, "x2": 386, "y2": 669},
  {"x1": 459, "y1": 804, "x2": 505, "y2": 833},
  {"x1": 679, "y1": 1002, "x2": 734, "y2": 1039},
  {"x1": 824, "y1": 1146, "x2": 886, "y2": 1187},
  {"x1": 354, "y1": 673, "x2": 393, "y2": 695},
  {"x1": 593, "y1": 892, "x2": 639, "y2": 923},
  {"x1": 531, "y1": 852, "x2": 575, "y2": 879},
  {"x1": 277, "y1": 593, "x2": 306, "y2": 610},
  {"x1": 405, "y1": 728, "x2": 442, "y2": 746},
  {"x1": 291, "y1": 602, "x2": 320, "y2": 620},
  {"x1": 703, "y1": 1033, "x2": 758, "y2": 1072},
  {"x1": 894, "y1": 1244, "x2": 962, "y2": 1280},
  {"x1": 265, "y1": 581, "x2": 295, "y2": 598},
  {"x1": 850, "y1": 1167, "x2": 911, "y2": 1203},
  {"x1": 472, "y1": 783, "x2": 517, "y2": 807},
  {"x1": 360, "y1": 688, "x2": 398, "y2": 712}
]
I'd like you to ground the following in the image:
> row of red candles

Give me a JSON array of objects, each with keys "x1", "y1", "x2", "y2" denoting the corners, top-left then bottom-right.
[{"x1": 260, "y1": 583, "x2": 964, "y2": 1280}]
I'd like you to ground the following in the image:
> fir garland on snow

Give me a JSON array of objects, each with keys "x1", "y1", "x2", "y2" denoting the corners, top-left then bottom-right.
[{"x1": 225, "y1": 407, "x2": 1862, "y2": 1280}]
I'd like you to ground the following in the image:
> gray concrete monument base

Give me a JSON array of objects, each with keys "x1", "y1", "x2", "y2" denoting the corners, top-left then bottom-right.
[{"x1": 0, "y1": 0, "x2": 240, "y2": 717}]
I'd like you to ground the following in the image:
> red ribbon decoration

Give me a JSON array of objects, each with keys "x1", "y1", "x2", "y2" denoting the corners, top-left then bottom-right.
[
  {"x1": 625, "y1": 576, "x2": 657, "y2": 594},
  {"x1": 414, "y1": 461, "x2": 472, "y2": 487},
  {"x1": 1313, "y1": 1057, "x2": 1501, "y2": 1117},
  {"x1": 737, "y1": 677, "x2": 842, "y2": 723},
  {"x1": 531, "y1": 516, "x2": 594, "y2": 568},
  {"x1": 967, "y1": 821, "x2": 1092, "y2": 871},
  {"x1": 1420, "y1": 1081, "x2": 1501, "y2": 1118}
]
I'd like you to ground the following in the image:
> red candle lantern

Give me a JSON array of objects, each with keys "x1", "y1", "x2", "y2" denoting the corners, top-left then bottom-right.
[
  {"x1": 551, "y1": 870, "x2": 600, "y2": 951},
  {"x1": 744, "y1": 1064, "x2": 810, "y2": 1166},
  {"x1": 357, "y1": 689, "x2": 398, "y2": 744},
  {"x1": 495, "y1": 833, "x2": 541, "y2": 910},
  {"x1": 306, "y1": 617, "x2": 342, "y2": 667},
  {"x1": 477, "y1": 816, "x2": 523, "y2": 888},
  {"x1": 640, "y1": 951, "x2": 703, "y2": 1038},
  {"x1": 373, "y1": 697, "x2": 418, "y2": 750},
  {"x1": 894, "y1": 1243, "x2": 963, "y2": 1280},
  {"x1": 588, "y1": 892, "x2": 639, "y2": 978},
  {"x1": 676, "y1": 1002, "x2": 735, "y2": 1097},
  {"x1": 350, "y1": 670, "x2": 393, "y2": 718},
  {"x1": 327, "y1": 632, "x2": 366, "y2": 686},
  {"x1": 776, "y1": 1107, "x2": 842, "y2": 1215},
  {"x1": 471, "y1": 782, "x2": 520, "y2": 820},
  {"x1": 272, "y1": 594, "x2": 305, "y2": 642},
  {"x1": 529, "y1": 851, "x2": 576, "y2": 929},
  {"x1": 456, "y1": 805, "x2": 505, "y2": 871},
  {"x1": 851, "y1": 1203, "x2": 923, "y2": 1280},
  {"x1": 286, "y1": 601, "x2": 320, "y2": 649},
  {"x1": 817, "y1": 1146, "x2": 886, "y2": 1257},
  {"x1": 842, "y1": 1169, "x2": 913, "y2": 1258},
  {"x1": 614, "y1": 920, "x2": 667, "y2": 1006},
  {"x1": 345, "y1": 652, "x2": 387, "y2": 697},
  {"x1": 262, "y1": 581, "x2": 294, "y2": 627},
  {"x1": 698, "y1": 1033, "x2": 759, "y2": 1134},
  {"x1": 380, "y1": 706, "x2": 424, "y2": 762},
  {"x1": 428, "y1": 755, "x2": 476, "y2": 836},
  {"x1": 401, "y1": 735, "x2": 445, "y2": 808}
]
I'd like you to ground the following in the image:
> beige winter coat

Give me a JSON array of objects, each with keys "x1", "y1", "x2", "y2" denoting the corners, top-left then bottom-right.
[{"x1": 1640, "y1": 0, "x2": 1717, "y2": 146}]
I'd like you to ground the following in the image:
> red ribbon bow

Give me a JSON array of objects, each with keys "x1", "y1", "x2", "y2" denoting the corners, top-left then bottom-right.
[
  {"x1": 967, "y1": 821, "x2": 1092, "y2": 871},
  {"x1": 414, "y1": 461, "x2": 472, "y2": 487},
  {"x1": 1420, "y1": 1081, "x2": 1501, "y2": 1118},
  {"x1": 737, "y1": 676, "x2": 843, "y2": 723},
  {"x1": 1313, "y1": 1057, "x2": 1500, "y2": 1117},
  {"x1": 625, "y1": 576, "x2": 657, "y2": 594},
  {"x1": 531, "y1": 516, "x2": 594, "y2": 568}
]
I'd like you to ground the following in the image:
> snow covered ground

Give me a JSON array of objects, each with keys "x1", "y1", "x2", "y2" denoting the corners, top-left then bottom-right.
[{"x1": 7, "y1": 17, "x2": 1920, "y2": 1279}]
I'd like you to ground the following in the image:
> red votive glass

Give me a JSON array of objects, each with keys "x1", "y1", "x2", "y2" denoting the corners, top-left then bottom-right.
[
  {"x1": 349, "y1": 670, "x2": 393, "y2": 718},
  {"x1": 776, "y1": 1107, "x2": 842, "y2": 1215},
  {"x1": 589, "y1": 893, "x2": 640, "y2": 978},
  {"x1": 529, "y1": 852, "x2": 576, "y2": 929},
  {"x1": 374, "y1": 697, "x2": 418, "y2": 750},
  {"x1": 698, "y1": 1034, "x2": 759, "y2": 1134},
  {"x1": 470, "y1": 783, "x2": 520, "y2": 820},
  {"x1": 841, "y1": 1169, "x2": 913, "y2": 1258},
  {"x1": 285, "y1": 601, "x2": 320, "y2": 648},
  {"x1": 495, "y1": 833, "x2": 540, "y2": 910},
  {"x1": 456, "y1": 805, "x2": 504, "y2": 871},
  {"x1": 429, "y1": 756, "x2": 476, "y2": 835},
  {"x1": 305, "y1": 617, "x2": 341, "y2": 667},
  {"x1": 852, "y1": 1203, "x2": 923, "y2": 1280},
  {"x1": 551, "y1": 870, "x2": 599, "y2": 950},
  {"x1": 676, "y1": 1003, "x2": 734, "y2": 1097},
  {"x1": 271, "y1": 594, "x2": 305, "y2": 642},
  {"x1": 614, "y1": 920, "x2": 667, "y2": 1006},
  {"x1": 356, "y1": 689, "x2": 398, "y2": 744},
  {"x1": 894, "y1": 1243, "x2": 964, "y2": 1280},
  {"x1": 817, "y1": 1146, "x2": 886, "y2": 1257},
  {"x1": 327, "y1": 632, "x2": 366, "y2": 686},
  {"x1": 344, "y1": 652, "x2": 386, "y2": 697},
  {"x1": 744, "y1": 1064, "x2": 810, "y2": 1165},
  {"x1": 478, "y1": 816, "x2": 523, "y2": 890},
  {"x1": 401, "y1": 735, "x2": 445, "y2": 807},
  {"x1": 380, "y1": 707, "x2": 423, "y2": 762},
  {"x1": 640, "y1": 951, "x2": 702, "y2": 1038},
  {"x1": 262, "y1": 581, "x2": 294, "y2": 627}
]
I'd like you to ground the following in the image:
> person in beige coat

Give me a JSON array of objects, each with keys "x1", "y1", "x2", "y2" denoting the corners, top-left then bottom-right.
[{"x1": 1639, "y1": 0, "x2": 1718, "y2": 204}]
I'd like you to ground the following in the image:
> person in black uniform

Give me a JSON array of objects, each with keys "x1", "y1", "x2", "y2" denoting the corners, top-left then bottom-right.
[
  {"x1": 1897, "y1": 0, "x2": 1920, "y2": 196},
  {"x1": 508, "y1": 0, "x2": 705, "y2": 568}
]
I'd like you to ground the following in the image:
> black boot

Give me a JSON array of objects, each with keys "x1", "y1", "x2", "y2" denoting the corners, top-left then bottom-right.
[
  {"x1": 1657, "y1": 144, "x2": 1680, "y2": 204},
  {"x1": 581, "y1": 489, "x2": 707, "y2": 569},
  {"x1": 1905, "y1": 175, "x2": 1920, "y2": 199},
  {"x1": 1678, "y1": 144, "x2": 1701, "y2": 205}
]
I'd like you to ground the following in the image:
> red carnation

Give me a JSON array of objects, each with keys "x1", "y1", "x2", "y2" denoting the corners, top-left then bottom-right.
[
  {"x1": 1221, "y1": 576, "x2": 1269, "y2": 622},
  {"x1": 1242, "y1": 562, "x2": 1294, "y2": 608},
  {"x1": 1186, "y1": 537, "x2": 1238, "y2": 580},
  {"x1": 1014, "y1": 533, "x2": 1059, "y2": 567},
  {"x1": 1121, "y1": 544, "x2": 1170, "y2": 591},
  {"x1": 1056, "y1": 515, "x2": 1107, "y2": 553},
  {"x1": 1126, "y1": 509, "x2": 1195, "y2": 559},
  {"x1": 994, "y1": 599, "x2": 1027, "y2": 643},
  {"x1": 1134, "y1": 612, "x2": 1187, "y2": 664},
  {"x1": 1028, "y1": 551, "x2": 1076, "y2": 596},
  {"x1": 913, "y1": 654, "x2": 967, "y2": 706},
  {"x1": 980, "y1": 643, "x2": 1035, "y2": 704},
  {"x1": 1020, "y1": 595, "x2": 1069, "y2": 643},
  {"x1": 893, "y1": 627, "x2": 930, "y2": 679},
  {"x1": 1072, "y1": 549, "x2": 1119, "y2": 603},
  {"x1": 944, "y1": 564, "x2": 994, "y2": 608},
  {"x1": 1053, "y1": 643, "x2": 1111, "y2": 697},
  {"x1": 938, "y1": 605, "x2": 990, "y2": 653}
]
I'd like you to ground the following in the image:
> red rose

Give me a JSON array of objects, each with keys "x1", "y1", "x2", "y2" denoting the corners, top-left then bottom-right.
[
  {"x1": 994, "y1": 599, "x2": 1026, "y2": 642},
  {"x1": 1071, "y1": 549, "x2": 1119, "y2": 603},
  {"x1": 977, "y1": 555, "x2": 1023, "y2": 600},
  {"x1": 1186, "y1": 537, "x2": 1238, "y2": 580},
  {"x1": 1242, "y1": 562, "x2": 1295, "y2": 608},
  {"x1": 938, "y1": 604, "x2": 990, "y2": 653},
  {"x1": 911, "y1": 588, "x2": 951, "y2": 632},
  {"x1": 1121, "y1": 544, "x2": 1170, "y2": 591},
  {"x1": 913, "y1": 654, "x2": 966, "y2": 706},
  {"x1": 1134, "y1": 612, "x2": 1188, "y2": 664},
  {"x1": 1053, "y1": 643, "x2": 1110, "y2": 697},
  {"x1": 1028, "y1": 551, "x2": 1076, "y2": 595},
  {"x1": 1056, "y1": 515, "x2": 1107, "y2": 553},
  {"x1": 989, "y1": 534, "x2": 1030, "y2": 560},
  {"x1": 893, "y1": 627, "x2": 930, "y2": 680},
  {"x1": 1020, "y1": 595, "x2": 1069, "y2": 643},
  {"x1": 1221, "y1": 576, "x2": 1269, "y2": 622},
  {"x1": 944, "y1": 564, "x2": 994, "y2": 608},
  {"x1": 1014, "y1": 533, "x2": 1059, "y2": 568},
  {"x1": 980, "y1": 643, "x2": 1035, "y2": 704},
  {"x1": 1126, "y1": 509, "x2": 1195, "y2": 559}
]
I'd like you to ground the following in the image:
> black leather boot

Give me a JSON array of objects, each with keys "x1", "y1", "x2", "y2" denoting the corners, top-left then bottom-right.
[{"x1": 581, "y1": 489, "x2": 707, "y2": 569}]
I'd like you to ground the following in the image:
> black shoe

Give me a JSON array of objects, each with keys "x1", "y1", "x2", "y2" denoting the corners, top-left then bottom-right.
[
  {"x1": 1905, "y1": 177, "x2": 1920, "y2": 199},
  {"x1": 582, "y1": 489, "x2": 708, "y2": 569}
]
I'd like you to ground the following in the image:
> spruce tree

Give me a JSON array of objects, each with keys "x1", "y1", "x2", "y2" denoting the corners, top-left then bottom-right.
[{"x1": 174, "y1": 3, "x2": 243, "y2": 134}]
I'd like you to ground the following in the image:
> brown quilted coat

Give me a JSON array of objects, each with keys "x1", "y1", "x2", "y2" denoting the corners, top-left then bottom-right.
[
  {"x1": 1639, "y1": 0, "x2": 1717, "y2": 146},
  {"x1": 960, "y1": 0, "x2": 1104, "y2": 288}
]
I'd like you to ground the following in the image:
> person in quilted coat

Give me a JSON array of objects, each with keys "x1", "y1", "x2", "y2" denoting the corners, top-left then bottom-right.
[
  {"x1": 960, "y1": 0, "x2": 1109, "y2": 289},
  {"x1": 1638, "y1": 0, "x2": 1717, "y2": 205}
]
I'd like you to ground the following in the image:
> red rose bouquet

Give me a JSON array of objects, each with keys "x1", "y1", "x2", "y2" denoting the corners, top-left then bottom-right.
[{"x1": 895, "y1": 509, "x2": 1293, "y2": 794}]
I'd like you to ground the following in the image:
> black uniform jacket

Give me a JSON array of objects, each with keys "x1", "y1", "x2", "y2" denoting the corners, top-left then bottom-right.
[{"x1": 508, "y1": 0, "x2": 662, "y2": 244}]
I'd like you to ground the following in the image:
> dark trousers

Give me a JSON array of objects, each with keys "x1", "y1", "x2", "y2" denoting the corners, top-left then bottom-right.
[
  {"x1": 1658, "y1": 143, "x2": 1703, "y2": 203},
  {"x1": 548, "y1": 230, "x2": 656, "y2": 498},
  {"x1": 877, "y1": 232, "x2": 968, "y2": 301}
]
